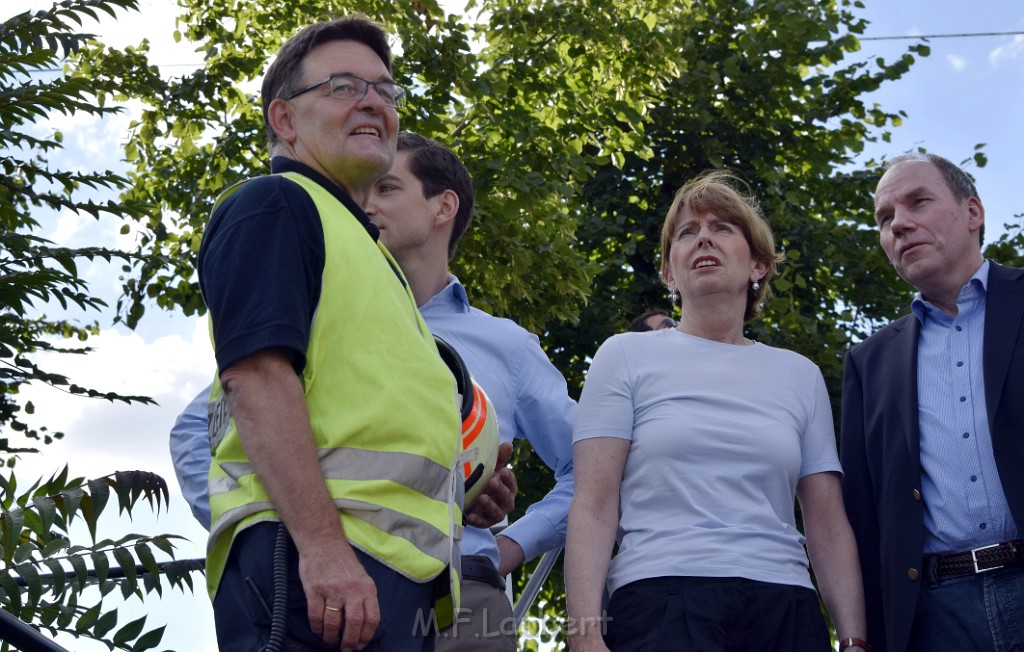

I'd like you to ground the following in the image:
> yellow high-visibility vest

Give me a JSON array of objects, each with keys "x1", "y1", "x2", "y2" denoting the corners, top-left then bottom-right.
[{"x1": 204, "y1": 172, "x2": 462, "y2": 614}]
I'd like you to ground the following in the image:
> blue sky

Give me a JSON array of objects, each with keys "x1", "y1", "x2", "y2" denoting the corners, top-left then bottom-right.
[{"x1": 3, "y1": 1, "x2": 1022, "y2": 650}]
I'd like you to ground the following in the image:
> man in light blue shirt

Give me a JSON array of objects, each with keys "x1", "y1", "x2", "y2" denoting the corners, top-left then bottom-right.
[
  {"x1": 841, "y1": 152, "x2": 1024, "y2": 652},
  {"x1": 170, "y1": 131, "x2": 575, "y2": 651}
]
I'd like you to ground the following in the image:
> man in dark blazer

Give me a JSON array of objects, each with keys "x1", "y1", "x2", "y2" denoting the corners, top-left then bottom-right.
[{"x1": 841, "y1": 152, "x2": 1024, "y2": 652}]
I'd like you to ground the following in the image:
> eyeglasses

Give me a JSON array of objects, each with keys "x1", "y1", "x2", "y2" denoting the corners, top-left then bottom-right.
[{"x1": 284, "y1": 74, "x2": 408, "y2": 109}]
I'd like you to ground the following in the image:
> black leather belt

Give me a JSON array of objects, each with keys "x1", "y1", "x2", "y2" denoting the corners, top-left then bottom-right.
[
  {"x1": 924, "y1": 539, "x2": 1024, "y2": 579},
  {"x1": 461, "y1": 555, "x2": 505, "y2": 591}
]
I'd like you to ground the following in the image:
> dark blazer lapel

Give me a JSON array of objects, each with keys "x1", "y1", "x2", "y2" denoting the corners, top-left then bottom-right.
[
  {"x1": 984, "y1": 262, "x2": 1024, "y2": 429},
  {"x1": 893, "y1": 315, "x2": 923, "y2": 459}
]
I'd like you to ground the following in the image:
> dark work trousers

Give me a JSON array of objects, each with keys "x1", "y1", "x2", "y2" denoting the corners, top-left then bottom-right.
[{"x1": 213, "y1": 521, "x2": 439, "y2": 652}]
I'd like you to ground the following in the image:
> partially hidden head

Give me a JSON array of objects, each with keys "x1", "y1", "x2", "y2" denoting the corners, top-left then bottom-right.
[
  {"x1": 396, "y1": 131, "x2": 476, "y2": 262},
  {"x1": 627, "y1": 308, "x2": 676, "y2": 332}
]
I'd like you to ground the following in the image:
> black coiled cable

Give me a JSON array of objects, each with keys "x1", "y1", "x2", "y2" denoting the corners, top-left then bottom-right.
[{"x1": 261, "y1": 523, "x2": 290, "y2": 652}]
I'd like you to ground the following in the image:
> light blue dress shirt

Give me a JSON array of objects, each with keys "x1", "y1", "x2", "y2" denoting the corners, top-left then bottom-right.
[
  {"x1": 169, "y1": 387, "x2": 214, "y2": 528},
  {"x1": 168, "y1": 275, "x2": 576, "y2": 570},
  {"x1": 913, "y1": 260, "x2": 1019, "y2": 554}
]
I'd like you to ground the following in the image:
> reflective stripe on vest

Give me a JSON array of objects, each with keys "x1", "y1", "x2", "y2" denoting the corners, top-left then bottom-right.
[
  {"x1": 209, "y1": 449, "x2": 463, "y2": 561},
  {"x1": 213, "y1": 447, "x2": 454, "y2": 503}
]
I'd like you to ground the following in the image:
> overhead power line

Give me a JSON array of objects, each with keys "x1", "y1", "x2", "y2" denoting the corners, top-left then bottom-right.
[
  {"x1": 21, "y1": 30, "x2": 1024, "y2": 76},
  {"x1": 861, "y1": 30, "x2": 1024, "y2": 41}
]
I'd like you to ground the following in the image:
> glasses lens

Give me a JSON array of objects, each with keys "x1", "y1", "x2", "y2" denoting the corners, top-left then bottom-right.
[
  {"x1": 330, "y1": 76, "x2": 362, "y2": 100},
  {"x1": 375, "y1": 83, "x2": 397, "y2": 104},
  {"x1": 379, "y1": 83, "x2": 407, "y2": 108},
  {"x1": 329, "y1": 76, "x2": 406, "y2": 108}
]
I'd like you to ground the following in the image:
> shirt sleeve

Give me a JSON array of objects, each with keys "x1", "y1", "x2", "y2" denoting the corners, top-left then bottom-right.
[
  {"x1": 168, "y1": 385, "x2": 214, "y2": 529},
  {"x1": 198, "y1": 175, "x2": 325, "y2": 373},
  {"x1": 498, "y1": 332, "x2": 577, "y2": 562},
  {"x1": 573, "y1": 335, "x2": 636, "y2": 443},
  {"x1": 798, "y1": 365, "x2": 842, "y2": 478}
]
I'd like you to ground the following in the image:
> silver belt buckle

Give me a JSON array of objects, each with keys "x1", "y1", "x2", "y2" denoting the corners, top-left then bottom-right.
[{"x1": 971, "y1": 542, "x2": 1003, "y2": 573}]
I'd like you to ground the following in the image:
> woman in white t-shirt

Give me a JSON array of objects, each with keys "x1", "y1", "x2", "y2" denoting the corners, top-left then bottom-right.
[{"x1": 565, "y1": 171, "x2": 869, "y2": 652}]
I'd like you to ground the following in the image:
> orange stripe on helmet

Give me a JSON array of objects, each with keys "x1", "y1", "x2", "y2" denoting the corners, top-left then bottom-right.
[
  {"x1": 461, "y1": 384, "x2": 490, "y2": 479},
  {"x1": 461, "y1": 384, "x2": 488, "y2": 448}
]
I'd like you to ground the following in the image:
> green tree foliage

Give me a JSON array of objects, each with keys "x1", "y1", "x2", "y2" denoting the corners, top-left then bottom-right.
[
  {"x1": 987, "y1": 222, "x2": 1024, "y2": 269},
  {"x1": 104, "y1": 0, "x2": 931, "y2": 385},
  {"x1": 1, "y1": 1, "x2": 202, "y2": 648},
  {"x1": 547, "y1": 0, "x2": 926, "y2": 398},
  {"x1": 0, "y1": 464, "x2": 202, "y2": 651}
]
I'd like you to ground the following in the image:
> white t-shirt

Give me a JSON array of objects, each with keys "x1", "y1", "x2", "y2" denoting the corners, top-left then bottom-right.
[{"x1": 574, "y1": 329, "x2": 841, "y2": 593}]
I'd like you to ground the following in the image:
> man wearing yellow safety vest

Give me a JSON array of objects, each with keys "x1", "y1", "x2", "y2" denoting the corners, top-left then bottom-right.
[
  {"x1": 197, "y1": 15, "x2": 513, "y2": 651},
  {"x1": 174, "y1": 129, "x2": 572, "y2": 650}
]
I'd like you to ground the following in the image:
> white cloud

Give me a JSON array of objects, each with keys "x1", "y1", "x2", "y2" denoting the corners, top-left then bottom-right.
[
  {"x1": 988, "y1": 34, "x2": 1024, "y2": 66},
  {"x1": 5, "y1": 0, "x2": 201, "y2": 68},
  {"x1": 36, "y1": 109, "x2": 129, "y2": 165},
  {"x1": 946, "y1": 53, "x2": 968, "y2": 72},
  {"x1": 14, "y1": 315, "x2": 212, "y2": 478},
  {"x1": 68, "y1": 109, "x2": 135, "y2": 161},
  {"x1": 49, "y1": 208, "x2": 87, "y2": 244}
]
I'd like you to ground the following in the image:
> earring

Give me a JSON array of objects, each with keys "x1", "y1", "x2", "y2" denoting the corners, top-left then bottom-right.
[
  {"x1": 751, "y1": 281, "x2": 760, "y2": 292},
  {"x1": 670, "y1": 291, "x2": 679, "y2": 303}
]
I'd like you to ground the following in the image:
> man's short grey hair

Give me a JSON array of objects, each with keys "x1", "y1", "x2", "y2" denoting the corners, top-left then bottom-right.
[{"x1": 884, "y1": 152, "x2": 980, "y2": 203}]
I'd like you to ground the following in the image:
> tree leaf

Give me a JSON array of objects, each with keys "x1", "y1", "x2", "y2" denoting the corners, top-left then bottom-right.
[
  {"x1": 91, "y1": 549, "x2": 110, "y2": 584},
  {"x1": 76, "y1": 603, "x2": 101, "y2": 634},
  {"x1": 132, "y1": 624, "x2": 167, "y2": 651},
  {"x1": 113, "y1": 614, "x2": 147, "y2": 646},
  {"x1": 0, "y1": 573, "x2": 23, "y2": 611},
  {"x1": 134, "y1": 541, "x2": 159, "y2": 576},
  {"x1": 57, "y1": 487, "x2": 85, "y2": 524},
  {"x1": 31, "y1": 495, "x2": 57, "y2": 535},
  {"x1": 14, "y1": 562, "x2": 42, "y2": 605},
  {"x1": 68, "y1": 553, "x2": 89, "y2": 593},
  {"x1": 112, "y1": 546, "x2": 138, "y2": 590},
  {"x1": 42, "y1": 558, "x2": 67, "y2": 595},
  {"x1": 2, "y1": 509, "x2": 25, "y2": 561},
  {"x1": 94, "y1": 607, "x2": 119, "y2": 638}
]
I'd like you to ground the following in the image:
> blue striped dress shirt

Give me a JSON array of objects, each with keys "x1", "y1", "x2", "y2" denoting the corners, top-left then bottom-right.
[{"x1": 914, "y1": 260, "x2": 1020, "y2": 554}]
